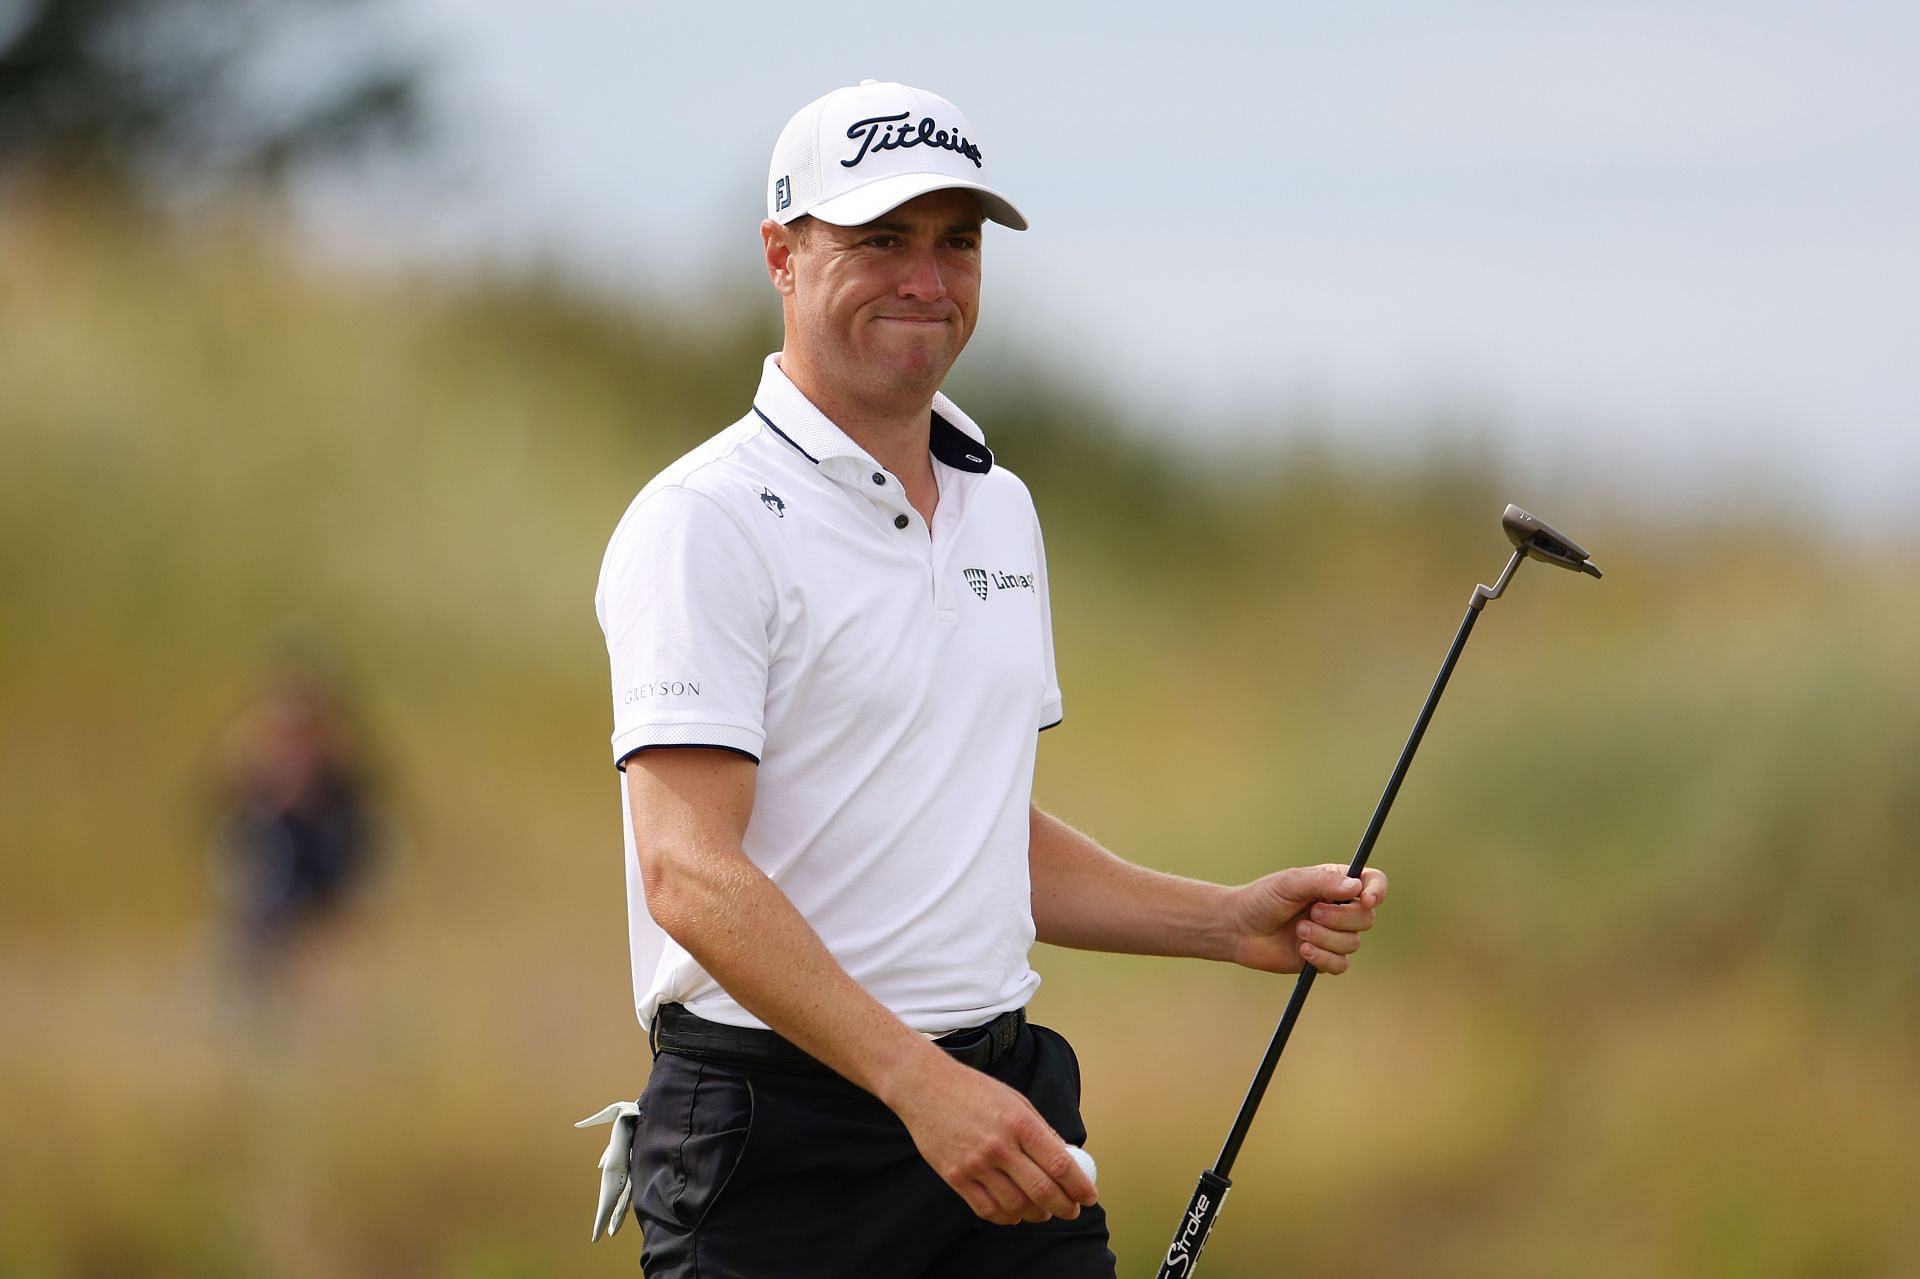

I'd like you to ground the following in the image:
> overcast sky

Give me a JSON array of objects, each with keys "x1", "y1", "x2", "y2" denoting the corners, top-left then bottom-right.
[{"x1": 307, "y1": 0, "x2": 1919, "y2": 534}]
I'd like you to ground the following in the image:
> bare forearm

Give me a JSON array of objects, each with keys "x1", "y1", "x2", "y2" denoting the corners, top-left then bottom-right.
[
  {"x1": 645, "y1": 849, "x2": 948, "y2": 1105},
  {"x1": 1028, "y1": 805, "x2": 1237, "y2": 961},
  {"x1": 625, "y1": 751, "x2": 1094, "y2": 1225}
]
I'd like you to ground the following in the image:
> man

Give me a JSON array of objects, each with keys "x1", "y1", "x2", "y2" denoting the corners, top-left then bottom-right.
[
  {"x1": 214, "y1": 641, "x2": 379, "y2": 1005},
  {"x1": 593, "y1": 79, "x2": 1387, "y2": 1277}
]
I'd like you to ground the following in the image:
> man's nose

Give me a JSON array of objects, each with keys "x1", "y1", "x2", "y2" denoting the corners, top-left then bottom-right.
[{"x1": 896, "y1": 244, "x2": 947, "y2": 300}]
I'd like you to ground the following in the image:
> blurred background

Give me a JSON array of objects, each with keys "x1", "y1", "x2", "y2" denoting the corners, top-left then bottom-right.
[{"x1": 2, "y1": 2, "x2": 1916, "y2": 1276}]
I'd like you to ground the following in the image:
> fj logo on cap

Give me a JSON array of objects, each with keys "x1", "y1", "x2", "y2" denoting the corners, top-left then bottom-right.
[
  {"x1": 842, "y1": 112, "x2": 983, "y2": 169},
  {"x1": 774, "y1": 176, "x2": 791, "y2": 212}
]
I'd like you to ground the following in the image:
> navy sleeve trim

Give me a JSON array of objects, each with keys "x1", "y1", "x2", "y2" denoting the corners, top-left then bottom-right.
[
  {"x1": 616, "y1": 743, "x2": 763, "y2": 771},
  {"x1": 1038, "y1": 716, "x2": 1063, "y2": 733}
]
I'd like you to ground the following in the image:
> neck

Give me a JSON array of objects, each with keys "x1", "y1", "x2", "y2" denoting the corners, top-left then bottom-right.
[{"x1": 777, "y1": 350, "x2": 940, "y2": 519}]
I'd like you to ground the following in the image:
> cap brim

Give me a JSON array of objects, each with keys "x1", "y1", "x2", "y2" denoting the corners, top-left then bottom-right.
[{"x1": 803, "y1": 172, "x2": 1028, "y2": 231}]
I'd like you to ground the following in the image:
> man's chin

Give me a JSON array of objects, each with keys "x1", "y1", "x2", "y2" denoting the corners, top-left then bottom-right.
[{"x1": 867, "y1": 340, "x2": 961, "y2": 390}]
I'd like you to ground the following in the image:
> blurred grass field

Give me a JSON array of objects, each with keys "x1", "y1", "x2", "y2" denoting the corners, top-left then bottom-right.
[{"x1": 3, "y1": 192, "x2": 1918, "y2": 1278}]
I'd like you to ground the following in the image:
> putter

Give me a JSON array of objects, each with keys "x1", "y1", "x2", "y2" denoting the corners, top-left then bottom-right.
[{"x1": 1154, "y1": 504, "x2": 1601, "y2": 1278}]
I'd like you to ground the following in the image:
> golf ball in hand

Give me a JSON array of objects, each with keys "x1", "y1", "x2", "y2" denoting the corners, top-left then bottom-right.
[{"x1": 1066, "y1": 1144, "x2": 1097, "y2": 1185}]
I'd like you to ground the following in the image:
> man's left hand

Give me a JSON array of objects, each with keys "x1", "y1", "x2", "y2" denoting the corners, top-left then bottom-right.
[{"x1": 1225, "y1": 864, "x2": 1388, "y2": 975}]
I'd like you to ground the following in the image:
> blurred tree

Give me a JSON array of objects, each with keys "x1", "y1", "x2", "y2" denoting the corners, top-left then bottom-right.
[{"x1": 0, "y1": 0, "x2": 424, "y2": 190}]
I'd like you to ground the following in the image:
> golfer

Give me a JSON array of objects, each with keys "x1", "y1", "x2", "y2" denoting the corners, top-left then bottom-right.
[{"x1": 593, "y1": 79, "x2": 1388, "y2": 1278}]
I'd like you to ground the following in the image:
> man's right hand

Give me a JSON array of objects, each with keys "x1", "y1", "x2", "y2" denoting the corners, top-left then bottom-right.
[
  {"x1": 884, "y1": 1048, "x2": 1098, "y2": 1225},
  {"x1": 629, "y1": 750, "x2": 1095, "y2": 1224}
]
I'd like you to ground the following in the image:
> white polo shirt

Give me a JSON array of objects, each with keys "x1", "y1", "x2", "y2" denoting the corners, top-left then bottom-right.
[{"x1": 595, "y1": 355, "x2": 1062, "y2": 1034}]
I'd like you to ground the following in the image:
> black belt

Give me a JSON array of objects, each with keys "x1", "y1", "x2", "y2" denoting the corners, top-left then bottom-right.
[{"x1": 652, "y1": 1003, "x2": 1027, "y2": 1074}]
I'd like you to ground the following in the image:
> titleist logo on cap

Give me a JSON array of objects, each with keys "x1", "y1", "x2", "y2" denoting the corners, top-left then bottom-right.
[{"x1": 842, "y1": 111, "x2": 984, "y2": 170}]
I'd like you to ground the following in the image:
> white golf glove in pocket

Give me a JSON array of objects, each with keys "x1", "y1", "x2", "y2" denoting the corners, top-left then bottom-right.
[{"x1": 575, "y1": 1101, "x2": 642, "y2": 1241}]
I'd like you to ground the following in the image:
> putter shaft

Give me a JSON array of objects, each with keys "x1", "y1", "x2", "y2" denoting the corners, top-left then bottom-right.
[
  {"x1": 1215, "y1": 574, "x2": 1498, "y2": 1175},
  {"x1": 1154, "y1": 552, "x2": 1524, "y2": 1279}
]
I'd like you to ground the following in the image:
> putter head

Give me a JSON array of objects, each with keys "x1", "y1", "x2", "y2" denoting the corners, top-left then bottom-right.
[{"x1": 1502, "y1": 504, "x2": 1602, "y2": 578}]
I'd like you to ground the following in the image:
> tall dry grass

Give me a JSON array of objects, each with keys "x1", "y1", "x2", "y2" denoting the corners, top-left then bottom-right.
[{"x1": 3, "y1": 192, "x2": 1917, "y2": 1277}]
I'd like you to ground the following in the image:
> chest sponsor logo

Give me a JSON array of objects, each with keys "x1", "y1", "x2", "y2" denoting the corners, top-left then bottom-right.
[
  {"x1": 623, "y1": 680, "x2": 701, "y2": 704},
  {"x1": 962, "y1": 567, "x2": 1034, "y2": 600}
]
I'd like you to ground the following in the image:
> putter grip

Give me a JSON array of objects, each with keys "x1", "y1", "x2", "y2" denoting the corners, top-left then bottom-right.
[{"x1": 1155, "y1": 1169, "x2": 1232, "y2": 1278}]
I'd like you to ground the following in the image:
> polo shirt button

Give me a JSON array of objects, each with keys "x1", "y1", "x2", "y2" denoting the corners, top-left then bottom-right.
[
  {"x1": 894, "y1": 513, "x2": 910, "y2": 529},
  {"x1": 871, "y1": 471, "x2": 887, "y2": 486}
]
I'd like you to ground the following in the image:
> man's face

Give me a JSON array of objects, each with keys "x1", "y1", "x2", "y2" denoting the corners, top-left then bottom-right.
[{"x1": 768, "y1": 188, "x2": 985, "y2": 411}]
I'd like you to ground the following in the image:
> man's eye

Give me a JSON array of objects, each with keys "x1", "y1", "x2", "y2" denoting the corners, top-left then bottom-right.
[{"x1": 866, "y1": 236, "x2": 899, "y2": 249}]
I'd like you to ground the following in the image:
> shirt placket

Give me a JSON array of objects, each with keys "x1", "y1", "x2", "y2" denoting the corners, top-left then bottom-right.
[
  {"x1": 927, "y1": 464, "x2": 967, "y2": 626},
  {"x1": 823, "y1": 457, "x2": 942, "y2": 614}
]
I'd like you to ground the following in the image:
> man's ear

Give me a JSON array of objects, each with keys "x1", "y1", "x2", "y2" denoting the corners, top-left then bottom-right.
[{"x1": 762, "y1": 219, "x2": 798, "y2": 296}]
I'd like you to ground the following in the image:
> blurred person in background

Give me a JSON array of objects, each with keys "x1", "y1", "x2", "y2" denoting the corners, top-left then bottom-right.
[
  {"x1": 211, "y1": 637, "x2": 380, "y2": 1005},
  {"x1": 591, "y1": 80, "x2": 1387, "y2": 1277}
]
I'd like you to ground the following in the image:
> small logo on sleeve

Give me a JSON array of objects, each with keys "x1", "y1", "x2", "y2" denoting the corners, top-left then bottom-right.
[
  {"x1": 759, "y1": 487, "x2": 786, "y2": 517},
  {"x1": 623, "y1": 681, "x2": 702, "y2": 704}
]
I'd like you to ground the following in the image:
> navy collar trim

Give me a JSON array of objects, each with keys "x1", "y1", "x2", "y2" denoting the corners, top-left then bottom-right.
[
  {"x1": 932, "y1": 413, "x2": 994, "y2": 474},
  {"x1": 752, "y1": 405, "x2": 994, "y2": 475},
  {"x1": 752, "y1": 406, "x2": 819, "y2": 464}
]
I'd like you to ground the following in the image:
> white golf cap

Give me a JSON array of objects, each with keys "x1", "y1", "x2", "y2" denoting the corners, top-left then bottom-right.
[{"x1": 767, "y1": 80, "x2": 1028, "y2": 231}]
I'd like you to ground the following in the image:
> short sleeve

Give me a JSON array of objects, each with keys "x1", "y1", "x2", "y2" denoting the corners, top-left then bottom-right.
[
  {"x1": 1033, "y1": 514, "x2": 1063, "y2": 731},
  {"x1": 595, "y1": 484, "x2": 776, "y2": 767}
]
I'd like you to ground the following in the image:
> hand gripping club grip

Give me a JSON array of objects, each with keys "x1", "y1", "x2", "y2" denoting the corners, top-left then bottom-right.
[{"x1": 1155, "y1": 1169, "x2": 1232, "y2": 1278}]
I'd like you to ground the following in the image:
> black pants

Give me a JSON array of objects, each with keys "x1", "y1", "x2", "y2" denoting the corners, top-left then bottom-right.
[{"x1": 630, "y1": 1019, "x2": 1116, "y2": 1278}]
